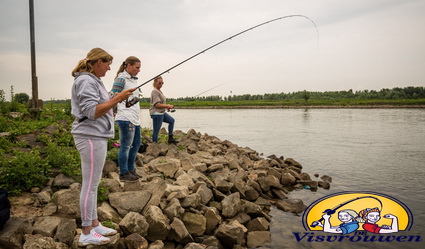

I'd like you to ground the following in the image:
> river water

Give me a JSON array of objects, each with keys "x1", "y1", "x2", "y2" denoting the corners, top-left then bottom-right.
[{"x1": 140, "y1": 108, "x2": 425, "y2": 248}]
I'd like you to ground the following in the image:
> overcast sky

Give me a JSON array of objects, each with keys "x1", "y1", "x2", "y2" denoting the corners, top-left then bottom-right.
[{"x1": 1, "y1": 0, "x2": 424, "y2": 100}]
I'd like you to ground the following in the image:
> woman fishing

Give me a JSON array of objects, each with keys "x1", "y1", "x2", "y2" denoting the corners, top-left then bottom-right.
[{"x1": 149, "y1": 76, "x2": 178, "y2": 144}]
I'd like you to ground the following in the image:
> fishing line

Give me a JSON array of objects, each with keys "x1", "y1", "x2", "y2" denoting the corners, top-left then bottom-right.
[
  {"x1": 193, "y1": 83, "x2": 228, "y2": 98},
  {"x1": 136, "y1": 14, "x2": 319, "y2": 90}
]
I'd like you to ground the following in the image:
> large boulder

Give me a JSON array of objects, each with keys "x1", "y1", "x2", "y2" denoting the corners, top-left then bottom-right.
[
  {"x1": 215, "y1": 221, "x2": 246, "y2": 248},
  {"x1": 109, "y1": 191, "x2": 151, "y2": 216},
  {"x1": 145, "y1": 205, "x2": 170, "y2": 241},
  {"x1": 276, "y1": 199, "x2": 307, "y2": 214},
  {"x1": 181, "y1": 212, "x2": 206, "y2": 236},
  {"x1": 221, "y1": 193, "x2": 242, "y2": 218},
  {"x1": 169, "y1": 218, "x2": 194, "y2": 244},
  {"x1": 119, "y1": 212, "x2": 149, "y2": 237}
]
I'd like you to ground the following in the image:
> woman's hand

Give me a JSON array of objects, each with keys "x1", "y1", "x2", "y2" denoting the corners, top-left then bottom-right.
[{"x1": 116, "y1": 88, "x2": 136, "y2": 102}]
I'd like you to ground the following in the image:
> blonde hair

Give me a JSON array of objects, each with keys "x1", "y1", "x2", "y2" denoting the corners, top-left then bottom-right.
[
  {"x1": 115, "y1": 56, "x2": 141, "y2": 79},
  {"x1": 71, "y1": 48, "x2": 113, "y2": 77},
  {"x1": 339, "y1": 209, "x2": 363, "y2": 223},
  {"x1": 153, "y1": 76, "x2": 163, "y2": 89}
]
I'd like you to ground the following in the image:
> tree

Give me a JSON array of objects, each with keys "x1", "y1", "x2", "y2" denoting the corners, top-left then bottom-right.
[
  {"x1": 302, "y1": 90, "x2": 310, "y2": 102},
  {"x1": 14, "y1": 93, "x2": 30, "y2": 104}
]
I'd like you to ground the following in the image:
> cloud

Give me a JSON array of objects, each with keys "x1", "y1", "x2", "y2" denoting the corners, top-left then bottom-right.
[{"x1": 0, "y1": 0, "x2": 424, "y2": 100}]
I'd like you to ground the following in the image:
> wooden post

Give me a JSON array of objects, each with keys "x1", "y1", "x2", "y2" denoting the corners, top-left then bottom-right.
[{"x1": 29, "y1": 0, "x2": 40, "y2": 110}]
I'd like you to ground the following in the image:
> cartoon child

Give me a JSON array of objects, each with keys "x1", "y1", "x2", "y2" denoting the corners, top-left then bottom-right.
[
  {"x1": 318, "y1": 209, "x2": 362, "y2": 234},
  {"x1": 358, "y1": 207, "x2": 398, "y2": 233}
]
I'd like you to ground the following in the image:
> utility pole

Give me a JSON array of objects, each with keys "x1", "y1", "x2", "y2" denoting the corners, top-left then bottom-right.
[{"x1": 29, "y1": 0, "x2": 41, "y2": 110}]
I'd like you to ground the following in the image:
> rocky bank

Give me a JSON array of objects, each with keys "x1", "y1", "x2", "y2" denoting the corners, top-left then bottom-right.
[{"x1": 0, "y1": 128, "x2": 331, "y2": 249}]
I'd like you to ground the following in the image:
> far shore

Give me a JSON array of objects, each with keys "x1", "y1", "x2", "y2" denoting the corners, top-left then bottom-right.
[{"x1": 141, "y1": 105, "x2": 425, "y2": 109}]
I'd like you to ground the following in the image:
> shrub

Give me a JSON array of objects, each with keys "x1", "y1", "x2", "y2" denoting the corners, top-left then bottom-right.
[
  {"x1": 97, "y1": 180, "x2": 109, "y2": 203},
  {"x1": 45, "y1": 142, "x2": 80, "y2": 177},
  {"x1": 0, "y1": 150, "x2": 50, "y2": 195}
]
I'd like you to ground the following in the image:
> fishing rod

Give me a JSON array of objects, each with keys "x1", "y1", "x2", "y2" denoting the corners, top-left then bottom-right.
[
  {"x1": 135, "y1": 14, "x2": 319, "y2": 90},
  {"x1": 310, "y1": 196, "x2": 383, "y2": 228}
]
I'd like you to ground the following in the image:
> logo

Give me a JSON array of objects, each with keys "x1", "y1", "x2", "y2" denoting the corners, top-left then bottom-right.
[{"x1": 294, "y1": 191, "x2": 422, "y2": 243}]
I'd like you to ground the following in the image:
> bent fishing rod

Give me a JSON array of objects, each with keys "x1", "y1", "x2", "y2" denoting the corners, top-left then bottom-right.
[
  {"x1": 310, "y1": 196, "x2": 383, "y2": 228},
  {"x1": 135, "y1": 14, "x2": 319, "y2": 90}
]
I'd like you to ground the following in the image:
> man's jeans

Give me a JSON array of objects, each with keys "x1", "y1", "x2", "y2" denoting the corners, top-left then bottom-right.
[
  {"x1": 150, "y1": 113, "x2": 175, "y2": 142},
  {"x1": 116, "y1": 120, "x2": 140, "y2": 175}
]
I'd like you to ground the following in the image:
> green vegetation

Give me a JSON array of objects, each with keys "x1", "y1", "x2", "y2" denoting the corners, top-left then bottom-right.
[
  {"x1": 138, "y1": 86, "x2": 425, "y2": 107},
  {"x1": 0, "y1": 150, "x2": 50, "y2": 195}
]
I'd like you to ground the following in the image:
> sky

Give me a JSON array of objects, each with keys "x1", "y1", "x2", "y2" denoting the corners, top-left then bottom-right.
[{"x1": 0, "y1": 0, "x2": 424, "y2": 100}]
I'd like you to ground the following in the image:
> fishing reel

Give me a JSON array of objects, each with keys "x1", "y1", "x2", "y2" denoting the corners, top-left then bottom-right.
[
  {"x1": 167, "y1": 109, "x2": 176, "y2": 113},
  {"x1": 125, "y1": 96, "x2": 140, "y2": 108}
]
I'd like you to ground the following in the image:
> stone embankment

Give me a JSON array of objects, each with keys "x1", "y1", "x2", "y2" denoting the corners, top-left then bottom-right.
[{"x1": 0, "y1": 128, "x2": 331, "y2": 249}]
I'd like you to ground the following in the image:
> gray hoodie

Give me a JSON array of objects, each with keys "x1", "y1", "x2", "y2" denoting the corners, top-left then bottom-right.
[{"x1": 71, "y1": 72, "x2": 114, "y2": 139}]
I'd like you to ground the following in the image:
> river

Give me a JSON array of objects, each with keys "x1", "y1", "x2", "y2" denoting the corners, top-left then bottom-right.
[{"x1": 140, "y1": 108, "x2": 425, "y2": 248}]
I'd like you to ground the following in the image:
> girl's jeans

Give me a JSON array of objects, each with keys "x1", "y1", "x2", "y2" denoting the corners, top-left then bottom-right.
[
  {"x1": 150, "y1": 113, "x2": 175, "y2": 142},
  {"x1": 116, "y1": 120, "x2": 140, "y2": 175}
]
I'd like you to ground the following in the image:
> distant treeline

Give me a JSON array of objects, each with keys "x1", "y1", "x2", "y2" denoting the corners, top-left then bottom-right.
[
  {"x1": 42, "y1": 86, "x2": 424, "y2": 104},
  {"x1": 137, "y1": 86, "x2": 425, "y2": 102}
]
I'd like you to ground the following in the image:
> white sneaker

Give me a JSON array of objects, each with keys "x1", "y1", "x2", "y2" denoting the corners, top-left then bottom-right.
[
  {"x1": 93, "y1": 223, "x2": 118, "y2": 236},
  {"x1": 78, "y1": 229, "x2": 110, "y2": 246}
]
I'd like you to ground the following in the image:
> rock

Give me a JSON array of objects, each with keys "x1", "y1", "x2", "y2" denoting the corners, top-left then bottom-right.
[
  {"x1": 109, "y1": 191, "x2": 151, "y2": 216},
  {"x1": 32, "y1": 216, "x2": 62, "y2": 237},
  {"x1": 284, "y1": 158, "x2": 302, "y2": 169},
  {"x1": 120, "y1": 181, "x2": 143, "y2": 192},
  {"x1": 195, "y1": 183, "x2": 213, "y2": 205},
  {"x1": 149, "y1": 157, "x2": 180, "y2": 178},
  {"x1": 181, "y1": 193, "x2": 202, "y2": 209},
  {"x1": 246, "y1": 231, "x2": 271, "y2": 248},
  {"x1": 280, "y1": 172, "x2": 296, "y2": 186},
  {"x1": 271, "y1": 189, "x2": 288, "y2": 199},
  {"x1": 148, "y1": 240, "x2": 165, "y2": 249},
  {"x1": 318, "y1": 181, "x2": 331, "y2": 189},
  {"x1": 175, "y1": 172, "x2": 195, "y2": 189},
  {"x1": 52, "y1": 183, "x2": 80, "y2": 216},
  {"x1": 246, "y1": 217, "x2": 269, "y2": 231},
  {"x1": 169, "y1": 218, "x2": 194, "y2": 244},
  {"x1": 146, "y1": 143, "x2": 169, "y2": 157},
  {"x1": 143, "y1": 179, "x2": 168, "y2": 213},
  {"x1": 119, "y1": 212, "x2": 149, "y2": 237},
  {"x1": 182, "y1": 212, "x2": 206, "y2": 236},
  {"x1": 202, "y1": 236, "x2": 224, "y2": 249},
  {"x1": 0, "y1": 217, "x2": 33, "y2": 249},
  {"x1": 166, "y1": 185, "x2": 190, "y2": 200},
  {"x1": 242, "y1": 200, "x2": 271, "y2": 221},
  {"x1": 204, "y1": 207, "x2": 222, "y2": 235},
  {"x1": 98, "y1": 202, "x2": 122, "y2": 223},
  {"x1": 145, "y1": 205, "x2": 170, "y2": 241},
  {"x1": 42, "y1": 203, "x2": 57, "y2": 216},
  {"x1": 215, "y1": 180, "x2": 233, "y2": 193},
  {"x1": 276, "y1": 199, "x2": 307, "y2": 214},
  {"x1": 221, "y1": 193, "x2": 242, "y2": 218},
  {"x1": 124, "y1": 233, "x2": 149, "y2": 249},
  {"x1": 163, "y1": 198, "x2": 185, "y2": 221},
  {"x1": 320, "y1": 175, "x2": 333, "y2": 183},
  {"x1": 183, "y1": 242, "x2": 207, "y2": 249},
  {"x1": 53, "y1": 218, "x2": 77, "y2": 246},
  {"x1": 103, "y1": 160, "x2": 118, "y2": 175},
  {"x1": 215, "y1": 221, "x2": 246, "y2": 248},
  {"x1": 35, "y1": 191, "x2": 51, "y2": 205},
  {"x1": 23, "y1": 234, "x2": 68, "y2": 249}
]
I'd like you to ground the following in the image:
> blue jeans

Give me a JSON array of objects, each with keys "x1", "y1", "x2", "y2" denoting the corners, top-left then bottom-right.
[
  {"x1": 116, "y1": 120, "x2": 140, "y2": 175},
  {"x1": 150, "y1": 113, "x2": 175, "y2": 142}
]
